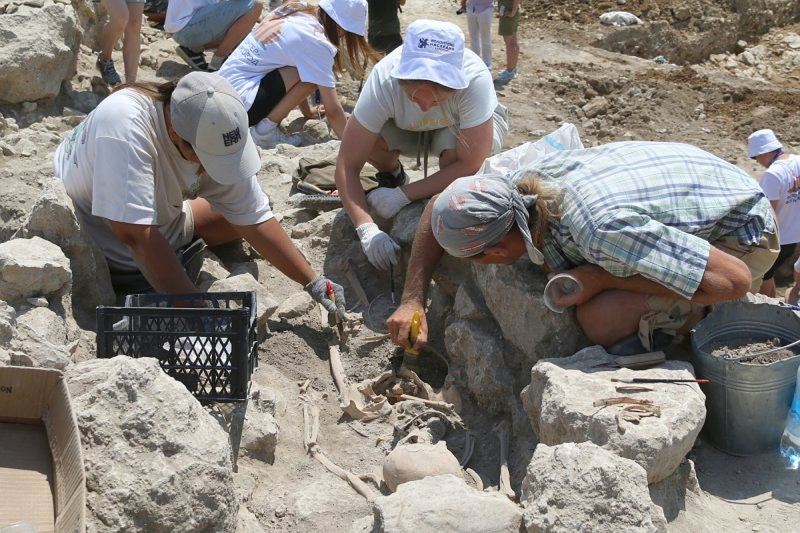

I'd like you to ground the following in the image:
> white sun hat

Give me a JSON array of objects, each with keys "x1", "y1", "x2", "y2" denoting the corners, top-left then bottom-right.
[
  {"x1": 391, "y1": 19, "x2": 468, "y2": 90},
  {"x1": 748, "y1": 128, "x2": 783, "y2": 158},
  {"x1": 319, "y1": 0, "x2": 367, "y2": 36}
]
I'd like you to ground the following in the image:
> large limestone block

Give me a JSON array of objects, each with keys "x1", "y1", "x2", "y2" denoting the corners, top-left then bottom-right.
[
  {"x1": 0, "y1": 236, "x2": 71, "y2": 302},
  {"x1": 520, "y1": 346, "x2": 706, "y2": 483},
  {"x1": 15, "y1": 180, "x2": 115, "y2": 322},
  {"x1": 66, "y1": 356, "x2": 238, "y2": 532},
  {"x1": 0, "y1": 5, "x2": 81, "y2": 103},
  {"x1": 474, "y1": 263, "x2": 589, "y2": 370},
  {"x1": 444, "y1": 319, "x2": 514, "y2": 413},
  {"x1": 374, "y1": 474, "x2": 523, "y2": 533},
  {"x1": 520, "y1": 442, "x2": 666, "y2": 533}
]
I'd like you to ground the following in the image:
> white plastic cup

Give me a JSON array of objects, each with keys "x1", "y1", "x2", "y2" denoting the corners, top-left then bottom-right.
[{"x1": 543, "y1": 273, "x2": 583, "y2": 313}]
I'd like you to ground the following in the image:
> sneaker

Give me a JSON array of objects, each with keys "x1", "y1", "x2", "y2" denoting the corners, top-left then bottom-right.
[
  {"x1": 96, "y1": 55, "x2": 121, "y2": 85},
  {"x1": 374, "y1": 163, "x2": 408, "y2": 188},
  {"x1": 176, "y1": 46, "x2": 209, "y2": 71},
  {"x1": 249, "y1": 123, "x2": 302, "y2": 149},
  {"x1": 493, "y1": 68, "x2": 517, "y2": 85}
]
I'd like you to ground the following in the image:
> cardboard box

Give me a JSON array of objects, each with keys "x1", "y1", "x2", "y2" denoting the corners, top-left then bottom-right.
[{"x1": 0, "y1": 367, "x2": 86, "y2": 532}]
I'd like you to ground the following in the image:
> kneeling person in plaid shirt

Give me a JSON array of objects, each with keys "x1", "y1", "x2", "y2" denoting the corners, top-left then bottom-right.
[{"x1": 387, "y1": 141, "x2": 779, "y2": 354}]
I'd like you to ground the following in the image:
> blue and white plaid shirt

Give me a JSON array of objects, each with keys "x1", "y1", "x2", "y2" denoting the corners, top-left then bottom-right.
[{"x1": 529, "y1": 142, "x2": 776, "y2": 299}]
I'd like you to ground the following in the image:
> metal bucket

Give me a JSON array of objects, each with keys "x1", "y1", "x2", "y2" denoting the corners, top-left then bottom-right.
[{"x1": 691, "y1": 301, "x2": 800, "y2": 456}]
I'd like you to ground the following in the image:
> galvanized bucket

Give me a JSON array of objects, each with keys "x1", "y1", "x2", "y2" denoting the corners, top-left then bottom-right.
[{"x1": 691, "y1": 301, "x2": 800, "y2": 456}]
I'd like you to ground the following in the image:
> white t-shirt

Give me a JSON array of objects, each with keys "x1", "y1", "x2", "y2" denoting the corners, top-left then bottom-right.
[
  {"x1": 759, "y1": 154, "x2": 800, "y2": 245},
  {"x1": 53, "y1": 89, "x2": 272, "y2": 271},
  {"x1": 218, "y1": 12, "x2": 337, "y2": 110},
  {"x1": 353, "y1": 47, "x2": 498, "y2": 134},
  {"x1": 164, "y1": 0, "x2": 219, "y2": 33}
]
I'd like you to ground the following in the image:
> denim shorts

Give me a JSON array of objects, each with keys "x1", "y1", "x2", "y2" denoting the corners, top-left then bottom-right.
[{"x1": 172, "y1": 0, "x2": 257, "y2": 50}]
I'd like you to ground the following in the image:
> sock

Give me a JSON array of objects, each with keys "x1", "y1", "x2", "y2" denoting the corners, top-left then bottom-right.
[
  {"x1": 254, "y1": 119, "x2": 278, "y2": 135},
  {"x1": 209, "y1": 55, "x2": 225, "y2": 71}
]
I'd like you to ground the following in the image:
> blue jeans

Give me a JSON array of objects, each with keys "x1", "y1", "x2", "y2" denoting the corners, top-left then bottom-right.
[{"x1": 172, "y1": 0, "x2": 256, "y2": 50}]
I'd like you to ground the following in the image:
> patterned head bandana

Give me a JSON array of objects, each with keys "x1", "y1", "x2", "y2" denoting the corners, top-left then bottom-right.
[{"x1": 431, "y1": 174, "x2": 544, "y2": 264}]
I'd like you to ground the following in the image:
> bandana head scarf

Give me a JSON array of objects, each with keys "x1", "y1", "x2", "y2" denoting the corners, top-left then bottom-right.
[{"x1": 431, "y1": 175, "x2": 544, "y2": 264}]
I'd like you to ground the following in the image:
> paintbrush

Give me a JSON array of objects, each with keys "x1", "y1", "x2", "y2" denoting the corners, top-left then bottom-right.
[{"x1": 611, "y1": 377, "x2": 709, "y2": 384}]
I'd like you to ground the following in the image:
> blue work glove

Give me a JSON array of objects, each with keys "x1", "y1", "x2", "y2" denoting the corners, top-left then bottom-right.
[{"x1": 304, "y1": 275, "x2": 346, "y2": 321}]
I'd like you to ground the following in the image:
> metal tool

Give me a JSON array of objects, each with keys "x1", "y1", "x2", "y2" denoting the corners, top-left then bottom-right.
[
  {"x1": 326, "y1": 280, "x2": 347, "y2": 350},
  {"x1": 611, "y1": 377, "x2": 709, "y2": 384},
  {"x1": 389, "y1": 264, "x2": 396, "y2": 304},
  {"x1": 723, "y1": 337, "x2": 800, "y2": 363}
]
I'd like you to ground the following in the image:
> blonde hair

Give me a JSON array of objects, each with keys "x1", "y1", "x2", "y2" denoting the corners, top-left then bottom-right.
[{"x1": 515, "y1": 171, "x2": 564, "y2": 251}]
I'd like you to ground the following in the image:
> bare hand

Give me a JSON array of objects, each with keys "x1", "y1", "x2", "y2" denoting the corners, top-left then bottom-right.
[
  {"x1": 548, "y1": 264, "x2": 606, "y2": 307},
  {"x1": 303, "y1": 105, "x2": 326, "y2": 119},
  {"x1": 387, "y1": 301, "x2": 428, "y2": 350}
]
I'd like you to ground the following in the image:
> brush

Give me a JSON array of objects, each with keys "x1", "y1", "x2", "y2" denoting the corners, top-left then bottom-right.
[{"x1": 611, "y1": 377, "x2": 709, "y2": 384}]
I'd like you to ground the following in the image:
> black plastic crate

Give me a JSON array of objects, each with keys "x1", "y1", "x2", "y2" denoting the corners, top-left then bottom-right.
[{"x1": 96, "y1": 292, "x2": 258, "y2": 403}]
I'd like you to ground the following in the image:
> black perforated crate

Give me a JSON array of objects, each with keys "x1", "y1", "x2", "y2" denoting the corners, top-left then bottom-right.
[{"x1": 96, "y1": 292, "x2": 257, "y2": 403}]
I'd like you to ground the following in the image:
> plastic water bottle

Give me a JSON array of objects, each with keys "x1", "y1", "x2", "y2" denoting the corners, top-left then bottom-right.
[{"x1": 780, "y1": 366, "x2": 800, "y2": 469}]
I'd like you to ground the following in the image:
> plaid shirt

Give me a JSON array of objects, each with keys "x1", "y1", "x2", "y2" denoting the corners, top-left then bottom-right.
[{"x1": 530, "y1": 142, "x2": 776, "y2": 299}]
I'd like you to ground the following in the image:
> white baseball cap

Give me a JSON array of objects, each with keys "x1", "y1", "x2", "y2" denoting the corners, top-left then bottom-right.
[
  {"x1": 319, "y1": 0, "x2": 367, "y2": 36},
  {"x1": 170, "y1": 72, "x2": 260, "y2": 185},
  {"x1": 391, "y1": 19, "x2": 468, "y2": 90},
  {"x1": 747, "y1": 128, "x2": 783, "y2": 158}
]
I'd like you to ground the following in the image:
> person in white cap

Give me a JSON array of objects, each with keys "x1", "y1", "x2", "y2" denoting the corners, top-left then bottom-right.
[
  {"x1": 219, "y1": 0, "x2": 378, "y2": 149},
  {"x1": 53, "y1": 72, "x2": 345, "y2": 319},
  {"x1": 334, "y1": 19, "x2": 509, "y2": 271},
  {"x1": 747, "y1": 128, "x2": 800, "y2": 303},
  {"x1": 385, "y1": 142, "x2": 778, "y2": 355}
]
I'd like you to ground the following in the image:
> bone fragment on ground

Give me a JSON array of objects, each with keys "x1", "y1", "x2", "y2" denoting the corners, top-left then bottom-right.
[{"x1": 494, "y1": 420, "x2": 515, "y2": 501}]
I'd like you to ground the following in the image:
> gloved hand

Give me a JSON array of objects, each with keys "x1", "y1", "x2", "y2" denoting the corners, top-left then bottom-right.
[
  {"x1": 367, "y1": 187, "x2": 410, "y2": 219},
  {"x1": 304, "y1": 275, "x2": 346, "y2": 321},
  {"x1": 356, "y1": 222, "x2": 399, "y2": 270}
]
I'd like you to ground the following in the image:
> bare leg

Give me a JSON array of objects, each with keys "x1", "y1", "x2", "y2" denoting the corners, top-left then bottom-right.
[
  {"x1": 187, "y1": 198, "x2": 240, "y2": 246},
  {"x1": 759, "y1": 277, "x2": 777, "y2": 298},
  {"x1": 365, "y1": 135, "x2": 402, "y2": 174},
  {"x1": 503, "y1": 33, "x2": 519, "y2": 72},
  {"x1": 256, "y1": 67, "x2": 317, "y2": 124},
  {"x1": 122, "y1": 2, "x2": 143, "y2": 82},
  {"x1": 575, "y1": 289, "x2": 649, "y2": 346},
  {"x1": 98, "y1": 0, "x2": 130, "y2": 60},
  {"x1": 214, "y1": 2, "x2": 263, "y2": 58}
]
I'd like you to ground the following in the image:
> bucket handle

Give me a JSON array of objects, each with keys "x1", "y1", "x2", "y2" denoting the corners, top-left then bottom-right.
[{"x1": 724, "y1": 337, "x2": 800, "y2": 362}]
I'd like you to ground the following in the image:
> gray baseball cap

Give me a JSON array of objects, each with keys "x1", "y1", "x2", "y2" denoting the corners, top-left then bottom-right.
[{"x1": 171, "y1": 72, "x2": 260, "y2": 185}]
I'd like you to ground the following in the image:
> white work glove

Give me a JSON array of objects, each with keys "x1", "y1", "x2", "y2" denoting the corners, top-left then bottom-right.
[
  {"x1": 366, "y1": 187, "x2": 410, "y2": 219},
  {"x1": 356, "y1": 222, "x2": 399, "y2": 271},
  {"x1": 304, "y1": 275, "x2": 346, "y2": 321}
]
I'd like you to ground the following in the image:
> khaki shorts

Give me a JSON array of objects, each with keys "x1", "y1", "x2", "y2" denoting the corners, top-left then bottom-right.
[
  {"x1": 380, "y1": 104, "x2": 509, "y2": 158},
  {"x1": 498, "y1": 3, "x2": 520, "y2": 36},
  {"x1": 637, "y1": 231, "x2": 780, "y2": 350}
]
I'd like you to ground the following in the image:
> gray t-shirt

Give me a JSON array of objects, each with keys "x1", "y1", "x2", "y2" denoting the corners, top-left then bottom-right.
[{"x1": 354, "y1": 47, "x2": 498, "y2": 134}]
